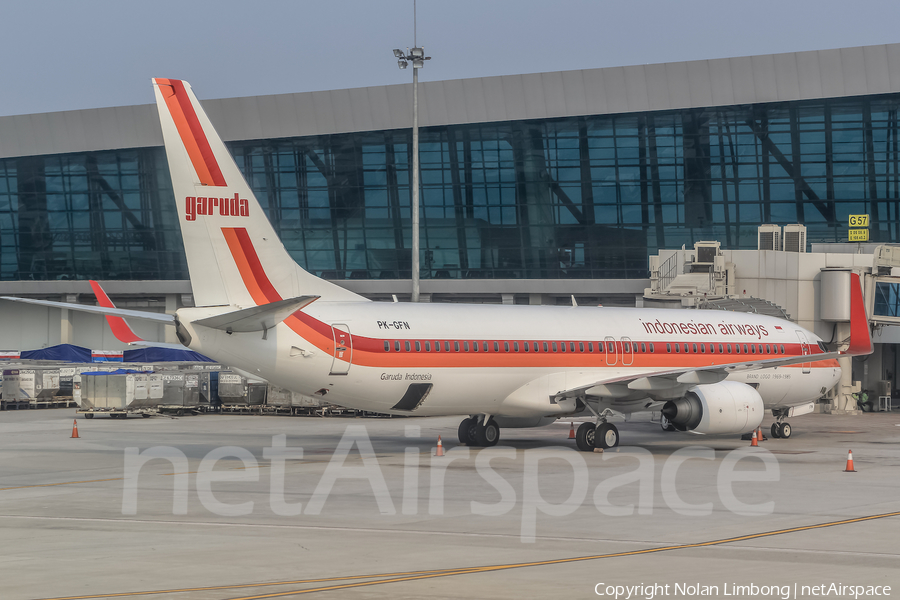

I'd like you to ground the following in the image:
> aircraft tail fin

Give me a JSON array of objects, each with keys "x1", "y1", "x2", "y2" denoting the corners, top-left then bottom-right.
[{"x1": 152, "y1": 78, "x2": 364, "y2": 308}]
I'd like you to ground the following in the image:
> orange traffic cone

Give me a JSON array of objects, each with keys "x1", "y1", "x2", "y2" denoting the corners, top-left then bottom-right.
[
  {"x1": 750, "y1": 430, "x2": 758, "y2": 447},
  {"x1": 757, "y1": 427, "x2": 764, "y2": 442},
  {"x1": 71, "y1": 419, "x2": 80, "y2": 439},
  {"x1": 568, "y1": 422, "x2": 575, "y2": 439},
  {"x1": 844, "y1": 449, "x2": 857, "y2": 472},
  {"x1": 435, "y1": 435, "x2": 444, "y2": 457}
]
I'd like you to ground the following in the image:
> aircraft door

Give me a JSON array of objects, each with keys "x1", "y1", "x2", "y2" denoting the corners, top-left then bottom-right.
[
  {"x1": 795, "y1": 330, "x2": 811, "y2": 374},
  {"x1": 330, "y1": 324, "x2": 352, "y2": 375},
  {"x1": 621, "y1": 336, "x2": 634, "y2": 366},
  {"x1": 604, "y1": 336, "x2": 617, "y2": 366}
]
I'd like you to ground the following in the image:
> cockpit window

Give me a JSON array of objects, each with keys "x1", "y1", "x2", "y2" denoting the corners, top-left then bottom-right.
[{"x1": 817, "y1": 341, "x2": 827, "y2": 352}]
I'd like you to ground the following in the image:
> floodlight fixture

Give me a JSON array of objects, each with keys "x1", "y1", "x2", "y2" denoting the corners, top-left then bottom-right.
[{"x1": 393, "y1": 48, "x2": 403, "y2": 58}]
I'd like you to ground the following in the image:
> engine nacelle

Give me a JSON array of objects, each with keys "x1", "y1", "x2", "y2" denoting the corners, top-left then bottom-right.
[{"x1": 661, "y1": 381, "x2": 764, "y2": 434}]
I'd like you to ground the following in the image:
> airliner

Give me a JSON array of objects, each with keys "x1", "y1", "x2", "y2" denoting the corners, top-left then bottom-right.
[{"x1": 2, "y1": 79, "x2": 873, "y2": 451}]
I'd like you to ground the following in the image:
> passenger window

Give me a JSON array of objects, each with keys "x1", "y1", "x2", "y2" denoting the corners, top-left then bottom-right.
[
  {"x1": 532, "y1": 342, "x2": 538, "y2": 352},
  {"x1": 569, "y1": 342, "x2": 575, "y2": 352},
  {"x1": 666, "y1": 343, "x2": 671, "y2": 353},
  {"x1": 719, "y1": 344, "x2": 724, "y2": 354},
  {"x1": 608, "y1": 342, "x2": 615, "y2": 352},
  {"x1": 463, "y1": 341, "x2": 469, "y2": 352},
  {"x1": 641, "y1": 343, "x2": 646, "y2": 353},
  {"x1": 445, "y1": 341, "x2": 451, "y2": 352},
  {"x1": 727, "y1": 344, "x2": 732, "y2": 353},
  {"x1": 454, "y1": 341, "x2": 460, "y2": 352},
  {"x1": 513, "y1": 342, "x2": 519, "y2": 352},
  {"x1": 561, "y1": 343, "x2": 566, "y2": 353},
  {"x1": 743, "y1": 344, "x2": 749, "y2": 354},
  {"x1": 524, "y1": 342, "x2": 529, "y2": 352},
  {"x1": 435, "y1": 341, "x2": 441, "y2": 352},
  {"x1": 425, "y1": 341, "x2": 431, "y2": 351},
  {"x1": 384, "y1": 341, "x2": 390, "y2": 352},
  {"x1": 494, "y1": 342, "x2": 499, "y2": 352},
  {"x1": 579, "y1": 342, "x2": 584, "y2": 352},
  {"x1": 623, "y1": 343, "x2": 630, "y2": 353},
  {"x1": 649, "y1": 343, "x2": 654, "y2": 352},
  {"x1": 552, "y1": 342, "x2": 557, "y2": 352},
  {"x1": 395, "y1": 341, "x2": 400, "y2": 352},
  {"x1": 473, "y1": 342, "x2": 478, "y2": 352},
  {"x1": 692, "y1": 344, "x2": 697, "y2": 353},
  {"x1": 415, "y1": 341, "x2": 421, "y2": 352},
  {"x1": 750, "y1": 344, "x2": 756, "y2": 353},
  {"x1": 483, "y1": 342, "x2": 489, "y2": 352},
  {"x1": 708, "y1": 344, "x2": 714, "y2": 353},
  {"x1": 504, "y1": 342, "x2": 510, "y2": 352},
  {"x1": 780, "y1": 344, "x2": 785, "y2": 353},
  {"x1": 766, "y1": 344, "x2": 771, "y2": 354},
  {"x1": 405, "y1": 341, "x2": 411, "y2": 352},
  {"x1": 674, "y1": 344, "x2": 680, "y2": 353},
  {"x1": 588, "y1": 342, "x2": 594, "y2": 352},
  {"x1": 700, "y1": 344, "x2": 705, "y2": 353}
]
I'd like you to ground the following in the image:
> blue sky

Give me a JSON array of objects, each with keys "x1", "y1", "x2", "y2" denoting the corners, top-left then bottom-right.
[{"x1": 1, "y1": 0, "x2": 899, "y2": 116}]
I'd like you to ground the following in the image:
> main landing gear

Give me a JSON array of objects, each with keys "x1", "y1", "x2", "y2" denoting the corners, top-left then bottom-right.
[
  {"x1": 574, "y1": 421, "x2": 619, "y2": 452},
  {"x1": 458, "y1": 416, "x2": 500, "y2": 447}
]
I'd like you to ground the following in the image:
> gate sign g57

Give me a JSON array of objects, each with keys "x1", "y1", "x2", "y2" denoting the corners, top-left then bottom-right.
[{"x1": 849, "y1": 214, "x2": 869, "y2": 227}]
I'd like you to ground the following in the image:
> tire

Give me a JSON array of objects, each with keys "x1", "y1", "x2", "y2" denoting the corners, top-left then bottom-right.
[
  {"x1": 771, "y1": 423, "x2": 781, "y2": 439},
  {"x1": 596, "y1": 423, "x2": 619, "y2": 449},
  {"x1": 779, "y1": 422, "x2": 792, "y2": 439},
  {"x1": 142, "y1": 413, "x2": 151, "y2": 418},
  {"x1": 575, "y1": 422, "x2": 595, "y2": 452},
  {"x1": 176, "y1": 409, "x2": 184, "y2": 417},
  {"x1": 85, "y1": 413, "x2": 94, "y2": 419},
  {"x1": 458, "y1": 417, "x2": 475, "y2": 444},
  {"x1": 474, "y1": 419, "x2": 500, "y2": 447},
  {"x1": 660, "y1": 415, "x2": 676, "y2": 432}
]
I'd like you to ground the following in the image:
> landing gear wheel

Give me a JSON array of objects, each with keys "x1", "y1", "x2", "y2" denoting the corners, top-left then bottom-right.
[
  {"x1": 778, "y1": 422, "x2": 792, "y2": 439},
  {"x1": 575, "y1": 422, "x2": 595, "y2": 452},
  {"x1": 595, "y1": 423, "x2": 619, "y2": 449},
  {"x1": 85, "y1": 413, "x2": 94, "y2": 419},
  {"x1": 474, "y1": 419, "x2": 500, "y2": 447},
  {"x1": 458, "y1": 417, "x2": 475, "y2": 445},
  {"x1": 771, "y1": 423, "x2": 781, "y2": 439},
  {"x1": 660, "y1": 415, "x2": 676, "y2": 432},
  {"x1": 141, "y1": 413, "x2": 151, "y2": 418}
]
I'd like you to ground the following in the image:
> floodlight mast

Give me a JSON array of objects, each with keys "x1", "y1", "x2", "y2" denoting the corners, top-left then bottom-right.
[{"x1": 391, "y1": 45, "x2": 431, "y2": 302}]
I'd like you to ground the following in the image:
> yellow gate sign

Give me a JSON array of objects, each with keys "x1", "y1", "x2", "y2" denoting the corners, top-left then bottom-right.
[
  {"x1": 849, "y1": 214, "x2": 869, "y2": 227},
  {"x1": 849, "y1": 229, "x2": 869, "y2": 242}
]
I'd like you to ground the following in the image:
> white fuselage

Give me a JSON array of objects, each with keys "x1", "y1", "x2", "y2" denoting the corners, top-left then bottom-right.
[{"x1": 178, "y1": 302, "x2": 840, "y2": 420}]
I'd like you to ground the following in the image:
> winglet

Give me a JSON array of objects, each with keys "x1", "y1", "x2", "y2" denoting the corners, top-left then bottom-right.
[
  {"x1": 844, "y1": 272, "x2": 873, "y2": 356},
  {"x1": 89, "y1": 280, "x2": 146, "y2": 345}
]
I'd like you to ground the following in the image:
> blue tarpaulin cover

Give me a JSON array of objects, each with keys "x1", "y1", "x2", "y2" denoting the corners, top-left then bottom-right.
[
  {"x1": 122, "y1": 347, "x2": 213, "y2": 363},
  {"x1": 20, "y1": 344, "x2": 92, "y2": 362}
]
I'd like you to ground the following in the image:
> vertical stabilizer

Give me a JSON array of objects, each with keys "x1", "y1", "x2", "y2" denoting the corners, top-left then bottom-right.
[{"x1": 152, "y1": 78, "x2": 364, "y2": 307}]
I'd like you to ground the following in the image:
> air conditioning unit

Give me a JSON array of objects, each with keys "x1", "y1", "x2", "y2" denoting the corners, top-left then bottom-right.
[
  {"x1": 758, "y1": 224, "x2": 782, "y2": 251},
  {"x1": 783, "y1": 224, "x2": 807, "y2": 253}
]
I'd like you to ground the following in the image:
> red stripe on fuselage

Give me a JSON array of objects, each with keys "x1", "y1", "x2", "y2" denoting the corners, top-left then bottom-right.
[{"x1": 218, "y1": 226, "x2": 837, "y2": 372}]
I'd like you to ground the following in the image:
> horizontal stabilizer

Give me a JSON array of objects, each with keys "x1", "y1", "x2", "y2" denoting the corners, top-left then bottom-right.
[
  {"x1": 0, "y1": 296, "x2": 175, "y2": 323},
  {"x1": 192, "y1": 296, "x2": 319, "y2": 333}
]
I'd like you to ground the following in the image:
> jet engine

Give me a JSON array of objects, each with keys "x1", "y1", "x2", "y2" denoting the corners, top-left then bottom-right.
[{"x1": 661, "y1": 381, "x2": 764, "y2": 434}]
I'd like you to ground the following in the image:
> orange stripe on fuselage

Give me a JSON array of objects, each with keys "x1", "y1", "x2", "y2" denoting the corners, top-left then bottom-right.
[{"x1": 218, "y1": 225, "x2": 838, "y2": 373}]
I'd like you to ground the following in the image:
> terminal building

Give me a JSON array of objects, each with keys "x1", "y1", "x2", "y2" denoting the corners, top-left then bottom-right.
[{"x1": 2, "y1": 43, "x2": 900, "y2": 407}]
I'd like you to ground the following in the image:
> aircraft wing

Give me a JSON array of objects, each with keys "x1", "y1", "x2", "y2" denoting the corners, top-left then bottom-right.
[{"x1": 558, "y1": 351, "x2": 841, "y2": 400}]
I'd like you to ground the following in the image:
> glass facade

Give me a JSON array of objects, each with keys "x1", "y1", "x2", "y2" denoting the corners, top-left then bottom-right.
[{"x1": 3, "y1": 93, "x2": 900, "y2": 281}]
